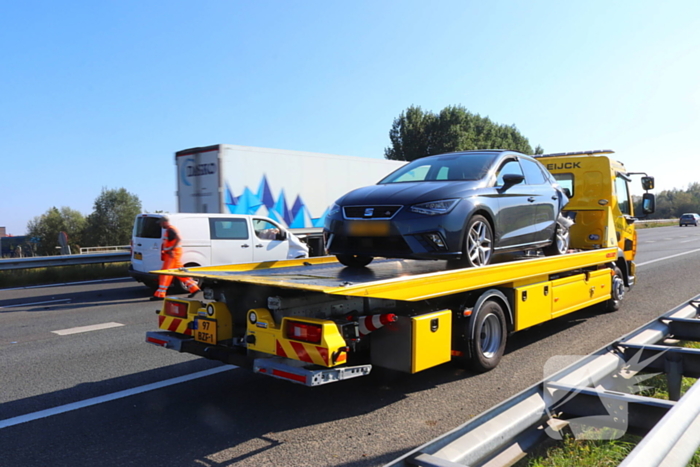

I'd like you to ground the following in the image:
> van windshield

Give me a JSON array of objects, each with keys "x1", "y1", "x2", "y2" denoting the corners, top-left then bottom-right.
[{"x1": 134, "y1": 217, "x2": 162, "y2": 239}]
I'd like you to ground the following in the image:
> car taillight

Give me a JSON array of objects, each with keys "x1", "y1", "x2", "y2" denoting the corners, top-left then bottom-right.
[
  {"x1": 286, "y1": 321, "x2": 322, "y2": 344},
  {"x1": 164, "y1": 301, "x2": 188, "y2": 318}
]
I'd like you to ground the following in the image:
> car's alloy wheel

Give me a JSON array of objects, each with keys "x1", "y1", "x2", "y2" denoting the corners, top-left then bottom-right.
[
  {"x1": 543, "y1": 219, "x2": 570, "y2": 256},
  {"x1": 464, "y1": 215, "x2": 493, "y2": 267}
]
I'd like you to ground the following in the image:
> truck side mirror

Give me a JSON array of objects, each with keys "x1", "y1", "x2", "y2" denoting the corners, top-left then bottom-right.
[
  {"x1": 642, "y1": 193, "x2": 655, "y2": 214},
  {"x1": 642, "y1": 176, "x2": 655, "y2": 191}
]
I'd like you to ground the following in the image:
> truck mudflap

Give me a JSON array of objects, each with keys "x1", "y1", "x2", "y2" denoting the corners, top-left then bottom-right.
[{"x1": 254, "y1": 357, "x2": 371, "y2": 386}]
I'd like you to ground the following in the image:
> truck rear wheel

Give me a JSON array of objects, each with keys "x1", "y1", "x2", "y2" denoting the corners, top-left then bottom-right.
[{"x1": 467, "y1": 298, "x2": 507, "y2": 372}]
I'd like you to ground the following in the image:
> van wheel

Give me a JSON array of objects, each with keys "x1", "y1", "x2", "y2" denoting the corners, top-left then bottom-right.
[
  {"x1": 173, "y1": 263, "x2": 202, "y2": 293},
  {"x1": 336, "y1": 254, "x2": 373, "y2": 268}
]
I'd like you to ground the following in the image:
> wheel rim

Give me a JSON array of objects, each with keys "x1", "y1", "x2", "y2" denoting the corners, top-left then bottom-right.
[
  {"x1": 612, "y1": 274, "x2": 625, "y2": 302},
  {"x1": 479, "y1": 313, "x2": 502, "y2": 358},
  {"x1": 467, "y1": 220, "x2": 492, "y2": 266},
  {"x1": 556, "y1": 225, "x2": 569, "y2": 254}
]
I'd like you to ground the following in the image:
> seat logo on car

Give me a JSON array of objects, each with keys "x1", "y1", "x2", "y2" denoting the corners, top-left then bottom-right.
[{"x1": 364, "y1": 208, "x2": 374, "y2": 217}]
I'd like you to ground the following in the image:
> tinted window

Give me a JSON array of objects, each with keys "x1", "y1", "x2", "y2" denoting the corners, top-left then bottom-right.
[
  {"x1": 496, "y1": 160, "x2": 524, "y2": 186},
  {"x1": 379, "y1": 153, "x2": 497, "y2": 183},
  {"x1": 134, "y1": 216, "x2": 162, "y2": 239},
  {"x1": 520, "y1": 158, "x2": 546, "y2": 185},
  {"x1": 209, "y1": 218, "x2": 249, "y2": 240}
]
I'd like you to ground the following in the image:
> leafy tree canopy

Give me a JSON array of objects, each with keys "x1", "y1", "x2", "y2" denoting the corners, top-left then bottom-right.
[
  {"x1": 635, "y1": 182, "x2": 700, "y2": 219},
  {"x1": 83, "y1": 187, "x2": 142, "y2": 247},
  {"x1": 385, "y1": 105, "x2": 543, "y2": 161},
  {"x1": 27, "y1": 207, "x2": 86, "y2": 256}
]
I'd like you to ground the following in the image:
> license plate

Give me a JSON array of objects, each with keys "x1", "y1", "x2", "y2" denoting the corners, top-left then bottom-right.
[
  {"x1": 347, "y1": 221, "x2": 390, "y2": 236},
  {"x1": 134, "y1": 252, "x2": 143, "y2": 260},
  {"x1": 194, "y1": 318, "x2": 217, "y2": 344}
]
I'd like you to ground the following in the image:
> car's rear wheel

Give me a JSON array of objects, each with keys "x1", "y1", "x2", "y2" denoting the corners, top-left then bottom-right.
[
  {"x1": 336, "y1": 254, "x2": 373, "y2": 268},
  {"x1": 463, "y1": 215, "x2": 493, "y2": 267},
  {"x1": 543, "y1": 218, "x2": 570, "y2": 256}
]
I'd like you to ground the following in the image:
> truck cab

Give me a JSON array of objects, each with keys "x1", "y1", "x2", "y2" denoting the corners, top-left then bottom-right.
[{"x1": 537, "y1": 150, "x2": 655, "y2": 286}]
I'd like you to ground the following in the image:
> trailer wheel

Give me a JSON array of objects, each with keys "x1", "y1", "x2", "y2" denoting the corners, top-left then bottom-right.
[
  {"x1": 336, "y1": 254, "x2": 373, "y2": 268},
  {"x1": 603, "y1": 266, "x2": 625, "y2": 312},
  {"x1": 467, "y1": 298, "x2": 507, "y2": 372}
]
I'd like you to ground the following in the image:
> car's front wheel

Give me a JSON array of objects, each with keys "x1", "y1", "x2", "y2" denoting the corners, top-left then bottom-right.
[
  {"x1": 336, "y1": 254, "x2": 373, "y2": 268},
  {"x1": 463, "y1": 215, "x2": 493, "y2": 267}
]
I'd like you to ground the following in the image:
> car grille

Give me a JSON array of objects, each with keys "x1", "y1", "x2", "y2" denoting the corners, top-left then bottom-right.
[{"x1": 343, "y1": 205, "x2": 402, "y2": 219}]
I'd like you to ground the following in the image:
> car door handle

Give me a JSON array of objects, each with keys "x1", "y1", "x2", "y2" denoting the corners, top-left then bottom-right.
[
  {"x1": 552, "y1": 195, "x2": 558, "y2": 200},
  {"x1": 241, "y1": 244, "x2": 250, "y2": 248},
  {"x1": 528, "y1": 197, "x2": 536, "y2": 202},
  {"x1": 255, "y1": 244, "x2": 264, "y2": 248}
]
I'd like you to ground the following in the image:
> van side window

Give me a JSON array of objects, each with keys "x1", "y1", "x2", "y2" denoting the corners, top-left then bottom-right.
[
  {"x1": 209, "y1": 218, "x2": 249, "y2": 240},
  {"x1": 253, "y1": 219, "x2": 281, "y2": 240}
]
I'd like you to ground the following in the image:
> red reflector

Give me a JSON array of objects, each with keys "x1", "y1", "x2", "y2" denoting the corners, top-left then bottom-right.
[
  {"x1": 147, "y1": 336, "x2": 168, "y2": 347},
  {"x1": 272, "y1": 369, "x2": 307, "y2": 384},
  {"x1": 164, "y1": 301, "x2": 187, "y2": 318},
  {"x1": 286, "y1": 321, "x2": 322, "y2": 344}
]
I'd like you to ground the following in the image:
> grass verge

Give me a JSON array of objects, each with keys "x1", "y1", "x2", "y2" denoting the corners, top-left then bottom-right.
[{"x1": 0, "y1": 262, "x2": 130, "y2": 289}]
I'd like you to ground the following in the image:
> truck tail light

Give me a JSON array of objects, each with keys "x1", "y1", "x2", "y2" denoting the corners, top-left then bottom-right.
[
  {"x1": 164, "y1": 301, "x2": 188, "y2": 318},
  {"x1": 286, "y1": 321, "x2": 322, "y2": 344}
]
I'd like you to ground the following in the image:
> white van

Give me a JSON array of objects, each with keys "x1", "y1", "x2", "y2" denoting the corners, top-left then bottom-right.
[{"x1": 128, "y1": 213, "x2": 309, "y2": 290}]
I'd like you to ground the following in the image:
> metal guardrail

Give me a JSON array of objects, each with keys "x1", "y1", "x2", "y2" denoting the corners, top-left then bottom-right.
[
  {"x1": 79, "y1": 245, "x2": 130, "y2": 254},
  {"x1": 387, "y1": 297, "x2": 700, "y2": 467},
  {"x1": 0, "y1": 252, "x2": 131, "y2": 271}
]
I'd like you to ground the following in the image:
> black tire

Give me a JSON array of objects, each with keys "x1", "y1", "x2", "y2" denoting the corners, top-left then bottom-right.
[
  {"x1": 467, "y1": 298, "x2": 507, "y2": 372},
  {"x1": 336, "y1": 254, "x2": 373, "y2": 268},
  {"x1": 462, "y1": 215, "x2": 494, "y2": 267},
  {"x1": 543, "y1": 219, "x2": 570, "y2": 256},
  {"x1": 603, "y1": 266, "x2": 625, "y2": 312}
]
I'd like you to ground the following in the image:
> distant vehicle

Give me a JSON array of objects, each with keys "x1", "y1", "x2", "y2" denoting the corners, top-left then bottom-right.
[
  {"x1": 324, "y1": 150, "x2": 570, "y2": 268},
  {"x1": 128, "y1": 213, "x2": 309, "y2": 291},
  {"x1": 679, "y1": 213, "x2": 700, "y2": 227}
]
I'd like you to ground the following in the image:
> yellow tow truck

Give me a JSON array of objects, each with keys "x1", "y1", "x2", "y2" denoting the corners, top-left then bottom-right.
[{"x1": 146, "y1": 150, "x2": 656, "y2": 386}]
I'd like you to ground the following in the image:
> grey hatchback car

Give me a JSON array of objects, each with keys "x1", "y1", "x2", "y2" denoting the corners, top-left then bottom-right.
[{"x1": 324, "y1": 150, "x2": 570, "y2": 267}]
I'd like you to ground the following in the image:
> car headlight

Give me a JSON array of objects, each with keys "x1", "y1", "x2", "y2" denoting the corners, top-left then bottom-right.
[
  {"x1": 328, "y1": 202, "x2": 341, "y2": 216},
  {"x1": 410, "y1": 199, "x2": 460, "y2": 216}
]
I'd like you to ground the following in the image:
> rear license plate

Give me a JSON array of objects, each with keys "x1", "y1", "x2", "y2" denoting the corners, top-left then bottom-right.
[
  {"x1": 134, "y1": 252, "x2": 143, "y2": 260},
  {"x1": 347, "y1": 221, "x2": 390, "y2": 236},
  {"x1": 194, "y1": 318, "x2": 217, "y2": 344}
]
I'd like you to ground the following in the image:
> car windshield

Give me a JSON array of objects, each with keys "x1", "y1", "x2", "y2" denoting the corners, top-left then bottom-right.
[{"x1": 379, "y1": 153, "x2": 497, "y2": 184}]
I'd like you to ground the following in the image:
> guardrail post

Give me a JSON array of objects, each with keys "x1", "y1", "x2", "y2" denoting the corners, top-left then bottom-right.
[{"x1": 665, "y1": 352, "x2": 683, "y2": 402}]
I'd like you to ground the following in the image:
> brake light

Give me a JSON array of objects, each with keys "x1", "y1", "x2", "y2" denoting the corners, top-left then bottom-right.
[
  {"x1": 286, "y1": 321, "x2": 322, "y2": 344},
  {"x1": 164, "y1": 301, "x2": 188, "y2": 318}
]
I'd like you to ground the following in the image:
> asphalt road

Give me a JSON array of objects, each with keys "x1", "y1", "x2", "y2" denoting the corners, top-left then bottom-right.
[{"x1": 1, "y1": 225, "x2": 700, "y2": 467}]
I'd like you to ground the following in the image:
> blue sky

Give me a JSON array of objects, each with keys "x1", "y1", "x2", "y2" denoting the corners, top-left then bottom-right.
[{"x1": 2, "y1": 0, "x2": 699, "y2": 235}]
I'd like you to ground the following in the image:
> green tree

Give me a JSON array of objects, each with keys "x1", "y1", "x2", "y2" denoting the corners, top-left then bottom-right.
[
  {"x1": 385, "y1": 105, "x2": 541, "y2": 161},
  {"x1": 26, "y1": 207, "x2": 86, "y2": 256},
  {"x1": 83, "y1": 188, "x2": 142, "y2": 247}
]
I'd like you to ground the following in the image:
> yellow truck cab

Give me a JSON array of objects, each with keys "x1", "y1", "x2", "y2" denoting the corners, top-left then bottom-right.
[{"x1": 537, "y1": 150, "x2": 655, "y2": 288}]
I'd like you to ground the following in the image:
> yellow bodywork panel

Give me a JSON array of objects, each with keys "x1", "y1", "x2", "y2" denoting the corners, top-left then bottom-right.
[
  {"x1": 551, "y1": 269, "x2": 611, "y2": 318},
  {"x1": 412, "y1": 310, "x2": 452, "y2": 373},
  {"x1": 158, "y1": 298, "x2": 233, "y2": 344},
  {"x1": 246, "y1": 309, "x2": 348, "y2": 367},
  {"x1": 157, "y1": 298, "x2": 200, "y2": 335},
  {"x1": 514, "y1": 282, "x2": 553, "y2": 331},
  {"x1": 155, "y1": 249, "x2": 618, "y2": 302}
]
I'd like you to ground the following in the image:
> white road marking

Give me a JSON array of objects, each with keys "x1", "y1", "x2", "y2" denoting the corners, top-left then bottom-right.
[
  {"x1": 681, "y1": 238, "x2": 700, "y2": 243},
  {"x1": 0, "y1": 366, "x2": 237, "y2": 430},
  {"x1": 52, "y1": 322, "x2": 124, "y2": 335},
  {"x1": 637, "y1": 248, "x2": 700, "y2": 268},
  {"x1": 0, "y1": 298, "x2": 72, "y2": 309}
]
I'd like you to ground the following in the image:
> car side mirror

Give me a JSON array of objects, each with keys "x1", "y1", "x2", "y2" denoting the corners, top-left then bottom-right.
[
  {"x1": 562, "y1": 187, "x2": 572, "y2": 198},
  {"x1": 642, "y1": 176, "x2": 655, "y2": 191},
  {"x1": 501, "y1": 173, "x2": 525, "y2": 189},
  {"x1": 277, "y1": 230, "x2": 287, "y2": 241},
  {"x1": 642, "y1": 193, "x2": 655, "y2": 215}
]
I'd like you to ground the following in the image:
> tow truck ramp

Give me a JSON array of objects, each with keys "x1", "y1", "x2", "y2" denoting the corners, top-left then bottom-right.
[{"x1": 387, "y1": 297, "x2": 700, "y2": 467}]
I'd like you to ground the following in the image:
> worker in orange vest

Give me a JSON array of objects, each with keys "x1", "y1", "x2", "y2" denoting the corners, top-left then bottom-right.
[{"x1": 151, "y1": 216, "x2": 201, "y2": 300}]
